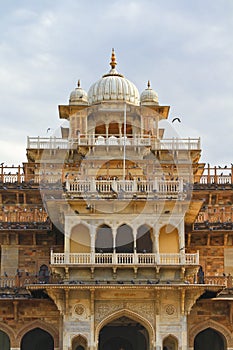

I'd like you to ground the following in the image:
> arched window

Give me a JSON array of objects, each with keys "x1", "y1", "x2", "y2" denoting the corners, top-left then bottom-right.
[
  {"x1": 70, "y1": 224, "x2": 91, "y2": 253},
  {"x1": 116, "y1": 224, "x2": 133, "y2": 253},
  {"x1": 136, "y1": 225, "x2": 153, "y2": 253},
  {"x1": 159, "y1": 225, "x2": 179, "y2": 253},
  {"x1": 95, "y1": 225, "x2": 113, "y2": 253}
]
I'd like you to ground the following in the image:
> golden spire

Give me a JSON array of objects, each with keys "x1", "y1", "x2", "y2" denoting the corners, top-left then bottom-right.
[
  {"x1": 77, "y1": 80, "x2": 81, "y2": 87},
  {"x1": 110, "y1": 48, "x2": 117, "y2": 69},
  {"x1": 147, "y1": 80, "x2": 151, "y2": 88}
]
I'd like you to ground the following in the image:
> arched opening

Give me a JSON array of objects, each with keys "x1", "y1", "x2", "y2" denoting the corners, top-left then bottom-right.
[
  {"x1": 95, "y1": 123, "x2": 106, "y2": 136},
  {"x1": 109, "y1": 122, "x2": 120, "y2": 136},
  {"x1": 136, "y1": 225, "x2": 153, "y2": 253},
  {"x1": 72, "y1": 334, "x2": 87, "y2": 350},
  {"x1": 98, "y1": 316, "x2": 149, "y2": 350},
  {"x1": 38, "y1": 264, "x2": 50, "y2": 283},
  {"x1": 159, "y1": 225, "x2": 179, "y2": 253},
  {"x1": 70, "y1": 224, "x2": 91, "y2": 253},
  {"x1": 194, "y1": 328, "x2": 226, "y2": 350},
  {"x1": 95, "y1": 225, "x2": 113, "y2": 253},
  {"x1": 121, "y1": 123, "x2": 132, "y2": 136},
  {"x1": 116, "y1": 225, "x2": 134, "y2": 253},
  {"x1": 163, "y1": 335, "x2": 178, "y2": 350},
  {"x1": 21, "y1": 327, "x2": 54, "y2": 350},
  {"x1": 0, "y1": 330, "x2": 10, "y2": 350}
]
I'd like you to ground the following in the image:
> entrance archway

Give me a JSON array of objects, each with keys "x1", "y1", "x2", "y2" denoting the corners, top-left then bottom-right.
[
  {"x1": 194, "y1": 328, "x2": 226, "y2": 350},
  {"x1": 21, "y1": 327, "x2": 54, "y2": 350},
  {"x1": 0, "y1": 330, "x2": 10, "y2": 350},
  {"x1": 98, "y1": 316, "x2": 149, "y2": 350}
]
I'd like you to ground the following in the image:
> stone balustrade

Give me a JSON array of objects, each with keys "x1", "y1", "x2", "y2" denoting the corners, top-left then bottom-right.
[
  {"x1": 27, "y1": 135, "x2": 201, "y2": 150},
  {"x1": 50, "y1": 251, "x2": 199, "y2": 266},
  {"x1": 66, "y1": 178, "x2": 184, "y2": 198}
]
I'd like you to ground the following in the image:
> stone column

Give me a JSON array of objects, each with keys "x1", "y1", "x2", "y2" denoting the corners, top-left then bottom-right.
[
  {"x1": 90, "y1": 225, "x2": 96, "y2": 264},
  {"x1": 90, "y1": 290, "x2": 95, "y2": 350},
  {"x1": 155, "y1": 314, "x2": 161, "y2": 350},
  {"x1": 112, "y1": 227, "x2": 117, "y2": 254},
  {"x1": 181, "y1": 315, "x2": 188, "y2": 350}
]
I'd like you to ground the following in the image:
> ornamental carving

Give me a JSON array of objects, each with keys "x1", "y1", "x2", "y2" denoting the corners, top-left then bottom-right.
[
  {"x1": 95, "y1": 301, "x2": 154, "y2": 322},
  {"x1": 72, "y1": 303, "x2": 88, "y2": 320},
  {"x1": 95, "y1": 302, "x2": 123, "y2": 321},
  {"x1": 165, "y1": 304, "x2": 176, "y2": 315},
  {"x1": 74, "y1": 304, "x2": 85, "y2": 316}
]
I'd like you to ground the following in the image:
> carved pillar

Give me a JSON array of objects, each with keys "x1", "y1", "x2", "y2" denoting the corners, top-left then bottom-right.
[
  {"x1": 106, "y1": 124, "x2": 109, "y2": 139},
  {"x1": 112, "y1": 227, "x2": 117, "y2": 254},
  {"x1": 181, "y1": 314, "x2": 188, "y2": 350},
  {"x1": 179, "y1": 220, "x2": 185, "y2": 251},
  {"x1": 133, "y1": 227, "x2": 137, "y2": 252},
  {"x1": 118, "y1": 123, "x2": 122, "y2": 139},
  {"x1": 90, "y1": 289, "x2": 95, "y2": 350}
]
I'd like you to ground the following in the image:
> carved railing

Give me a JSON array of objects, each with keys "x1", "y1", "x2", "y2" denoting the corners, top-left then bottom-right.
[
  {"x1": 27, "y1": 136, "x2": 201, "y2": 150},
  {"x1": 50, "y1": 251, "x2": 199, "y2": 266},
  {"x1": 66, "y1": 178, "x2": 185, "y2": 198}
]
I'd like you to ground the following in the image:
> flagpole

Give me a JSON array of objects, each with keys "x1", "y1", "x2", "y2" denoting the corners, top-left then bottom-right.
[{"x1": 123, "y1": 103, "x2": 126, "y2": 181}]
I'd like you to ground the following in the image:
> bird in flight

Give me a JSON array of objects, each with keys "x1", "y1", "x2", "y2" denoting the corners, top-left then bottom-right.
[
  {"x1": 172, "y1": 117, "x2": 181, "y2": 123},
  {"x1": 46, "y1": 128, "x2": 52, "y2": 133}
]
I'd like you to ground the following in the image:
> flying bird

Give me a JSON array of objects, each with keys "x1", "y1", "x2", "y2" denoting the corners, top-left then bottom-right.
[
  {"x1": 46, "y1": 128, "x2": 52, "y2": 133},
  {"x1": 172, "y1": 117, "x2": 181, "y2": 123}
]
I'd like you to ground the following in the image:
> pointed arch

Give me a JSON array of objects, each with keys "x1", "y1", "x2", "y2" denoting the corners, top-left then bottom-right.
[
  {"x1": 16, "y1": 319, "x2": 59, "y2": 348},
  {"x1": 95, "y1": 308, "x2": 155, "y2": 345},
  {"x1": 71, "y1": 334, "x2": 88, "y2": 350},
  {"x1": 0, "y1": 329, "x2": 11, "y2": 350},
  {"x1": 189, "y1": 319, "x2": 232, "y2": 347},
  {"x1": 162, "y1": 334, "x2": 178, "y2": 350},
  {"x1": 0, "y1": 322, "x2": 16, "y2": 344}
]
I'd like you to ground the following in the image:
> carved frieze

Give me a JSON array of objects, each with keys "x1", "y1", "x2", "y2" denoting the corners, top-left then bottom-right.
[{"x1": 95, "y1": 301, "x2": 155, "y2": 323}]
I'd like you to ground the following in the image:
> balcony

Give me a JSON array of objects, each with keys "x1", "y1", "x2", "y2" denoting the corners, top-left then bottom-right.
[
  {"x1": 27, "y1": 136, "x2": 201, "y2": 151},
  {"x1": 65, "y1": 178, "x2": 186, "y2": 200},
  {"x1": 50, "y1": 251, "x2": 199, "y2": 267}
]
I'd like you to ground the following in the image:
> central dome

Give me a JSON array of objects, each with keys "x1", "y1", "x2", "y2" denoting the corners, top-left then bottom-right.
[{"x1": 88, "y1": 49, "x2": 140, "y2": 105}]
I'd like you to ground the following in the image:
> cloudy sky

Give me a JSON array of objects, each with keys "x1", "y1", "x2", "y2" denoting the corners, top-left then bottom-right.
[{"x1": 0, "y1": 0, "x2": 232, "y2": 166}]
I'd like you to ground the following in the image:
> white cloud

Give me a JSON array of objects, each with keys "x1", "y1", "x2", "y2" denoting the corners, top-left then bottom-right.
[{"x1": 0, "y1": 0, "x2": 232, "y2": 166}]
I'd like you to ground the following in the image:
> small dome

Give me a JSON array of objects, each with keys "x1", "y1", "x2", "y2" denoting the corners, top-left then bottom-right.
[
  {"x1": 69, "y1": 80, "x2": 88, "y2": 105},
  {"x1": 140, "y1": 81, "x2": 159, "y2": 105},
  {"x1": 88, "y1": 49, "x2": 140, "y2": 106}
]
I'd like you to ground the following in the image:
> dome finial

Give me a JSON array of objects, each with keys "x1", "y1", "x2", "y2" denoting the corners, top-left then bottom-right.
[
  {"x1": 77, "y1": 79, "x2": 81, "y2": 87},
  {"x1": 147, "y1": 80, "x2": 151, "y2": 88},
  {"x1": 110, "y1": 48, "x2": 117, "y2": 69}
]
